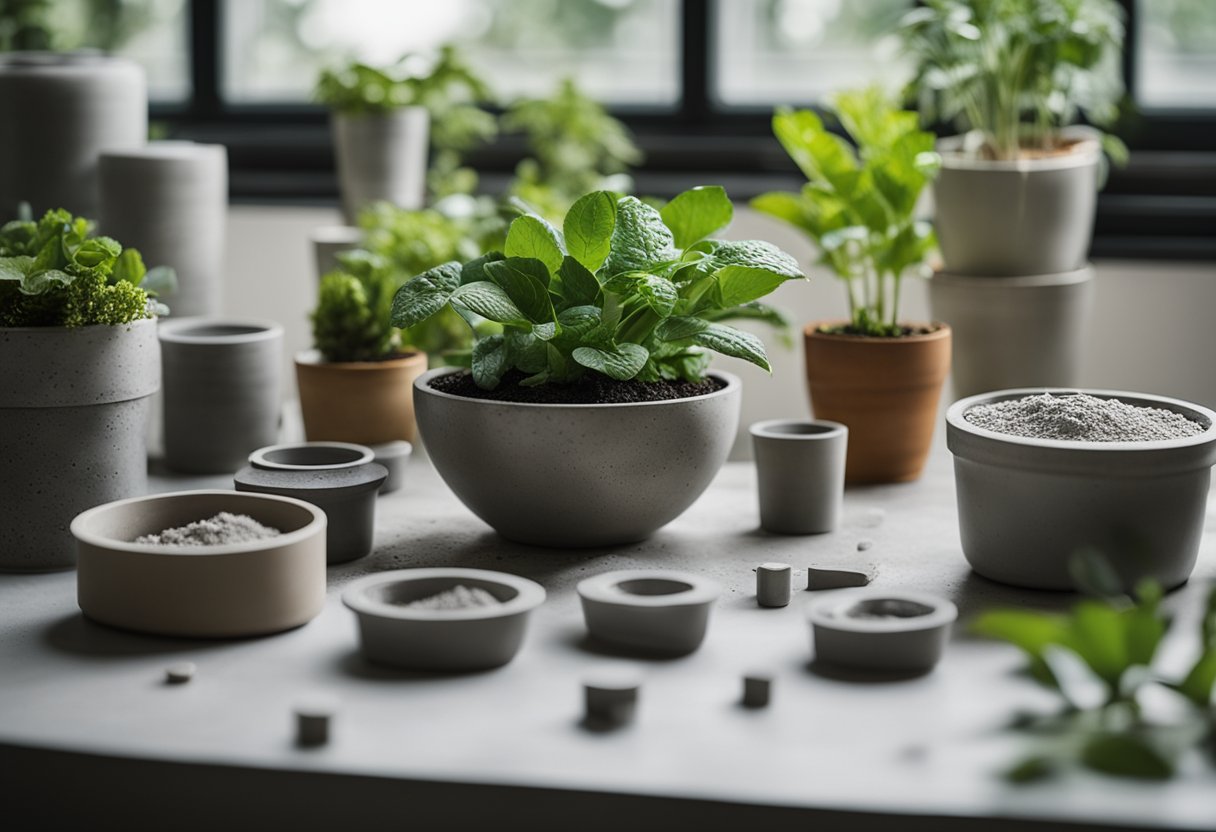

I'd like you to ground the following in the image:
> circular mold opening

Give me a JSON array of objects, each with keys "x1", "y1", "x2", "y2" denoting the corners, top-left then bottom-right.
[
  {"x1": 370, "y1": 577, "x2": 518, "y2": 607},
  {"x1": 255, "y1": 444, "x2": 371, "y2": 470},
  {"x1": 176, "y1": 324, "x2": 271, "y2": 339},
  {"x1": 760, "y1": 422, "x2": 836, "y2": 437},
  {"x1": 844, "y1": 598, "x2": 935, "y2": 620},
  {"x1": 615, "y1": 578, "x2": 694, "y2": 596}
]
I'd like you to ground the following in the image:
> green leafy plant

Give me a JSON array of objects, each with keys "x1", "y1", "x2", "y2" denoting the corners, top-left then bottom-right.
[
  {"x1": 315, "y1": 45, "x2": 498, "y2": 197},
  {"x1": 390, "y1": 186, "x2": 803, "y2": 390},
  {"x1": 751, "y1": 88, "x2": 940, "y2": 337},
  {"x1": 900, "y1": 0, "x2": 1128, "y2": 162},
  {"x1": 0, "y1": 208, "x2": 172, "y2": 327},
  {"x1": 504, "y1": 77, "x2": 643, "y2": 221},
  {"x1": 976, "y1": 552, "x2": 1216, "y2": 782}
]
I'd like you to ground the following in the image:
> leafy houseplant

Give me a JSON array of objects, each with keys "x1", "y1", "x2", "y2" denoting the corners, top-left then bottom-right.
[
  {"x1": 393, "y1": 186, "x2": 806, "y2": 548},
  {"x1": 751, "y1": 89, "x2": 950, "y2": 484},
  {"x1": 976, "y1": 554, "x2": 1216, "y2": 782},
  {"x1": 316, "y1": 45, "x2": 496, "y2": 220},
  {"x1": 901, "y1": 0, "x2": 1126, "y2": 276},
  {"x1": 0, "y1": 209, "x2": 169, "y2": 570}
]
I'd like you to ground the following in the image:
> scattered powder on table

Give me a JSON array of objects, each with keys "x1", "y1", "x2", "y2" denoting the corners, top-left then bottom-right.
[
  {"x1": 404, "y1": 585, "x2": 501, "y2": 611},
  {"x1": 135, "y1": 512, "x2": 282, "y2": 546},
  {"x1": 965, "y1": 393, "x2": 1204, "y2": 442}
]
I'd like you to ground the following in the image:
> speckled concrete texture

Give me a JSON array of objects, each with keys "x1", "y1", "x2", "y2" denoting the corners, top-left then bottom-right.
[
  {"x1": 413, "y1": 368, "x2": 743, "y2": 547},
  {"x1": 0, "y1": 320, "x2": 160, "y2": 570}
]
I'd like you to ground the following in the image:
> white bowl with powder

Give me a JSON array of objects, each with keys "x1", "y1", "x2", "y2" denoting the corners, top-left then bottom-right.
[
  {"x1": 946, "y1": 388, "x2": 1216, "y2": 591},
  {"x1": 72, "y1": 490, "x2": 327, "y2": 637}
]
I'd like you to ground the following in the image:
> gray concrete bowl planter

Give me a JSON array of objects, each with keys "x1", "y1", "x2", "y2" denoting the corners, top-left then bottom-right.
[
  {"x1": 72, "y1": 489, "x2": 327, "y2": 638},
  {"x1": 947, "y1": 389, "x2": 1216, "y2": 591},
  {"x1": 807, "y1": 589, "x2": 957, "y2": 674},
  {"x1": 343, "y1": 568, "x2": 546, "y2": 671},
  {"x1": 933, "y1": 130, "x2": 1102, "y2": 277},
  {"x1": 235, "y1": 442, "x2": 386, "y2": 565},
  {"x1": 158, "y1": 317, "x2": 283, "y2": 474},
  {"x1": 0, "y1": 320, "x2": 160, "y2": 571},
  {"x1": 331, "y1": 108, "x2": 429, "y2": 223},
  {"x1": 929, "y1": 267, "x2": 1094, "y2": 399},
  {"x1": 578, "y1": 569, "x2": 721, "y2": 656},
  {"x1": 414, "y1": 368, "x2": 742, "y2": 548}
]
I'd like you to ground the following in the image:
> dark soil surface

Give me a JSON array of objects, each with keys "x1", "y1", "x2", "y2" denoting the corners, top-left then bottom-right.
[
  {"x1": 817, "y1": 323, "x2": 941, "y2": 337},
  {"x1": 430, "y1": 370, "x2": 725, "y2": 404}
]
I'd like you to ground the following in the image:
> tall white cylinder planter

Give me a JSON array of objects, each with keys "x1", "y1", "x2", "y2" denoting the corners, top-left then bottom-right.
[
  {"x1": 159, "y1": 318, "x2": 283, "y2": 475},
  {"x1": 0, "y1": 52, "x2": 146, "y2": 220},
  {"x1": 929, "y1": 267, "x2": 1095, "y2": 400},
  {"x1": 331, "y1": 108, "x2": 429, "y2": 223},
  {"x1": 0, "y1": 320, "x2": 160, "y2": 571},
  {"x1": 100, "y1": 143, "x2": 228, "y2": 318}
]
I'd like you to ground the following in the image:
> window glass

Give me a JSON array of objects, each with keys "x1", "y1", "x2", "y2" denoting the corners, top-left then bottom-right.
[
  {"x1": 1137, "y1": 0, "x2": 1216, "y2": 109},
  {"x1": 222, "y1": 0, "x2": 681, "y2": 105},
  {"x1": 713, "y1": 0, "x2": 913, "y2": 107}
]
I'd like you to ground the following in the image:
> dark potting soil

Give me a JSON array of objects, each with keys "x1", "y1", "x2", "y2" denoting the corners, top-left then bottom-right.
[
  {"x1": 430, "y1": 370, "x2": 725, "y2": 404},
  {"x1": 817, "y1": 323, "x2": 941, "y2": 337}
]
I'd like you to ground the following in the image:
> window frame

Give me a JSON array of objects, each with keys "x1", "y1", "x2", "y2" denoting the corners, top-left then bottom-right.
[{"x1": 152, "y1": 0, "x2": 1216, "y2": 259}]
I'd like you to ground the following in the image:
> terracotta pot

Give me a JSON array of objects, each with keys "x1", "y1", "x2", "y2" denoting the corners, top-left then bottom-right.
[
  {"x1": 803, "y1": 322, "x2": 951, "y2": 484},
  {"x1": 295, "y1": 350, "x2": 427, "y2": 444}
]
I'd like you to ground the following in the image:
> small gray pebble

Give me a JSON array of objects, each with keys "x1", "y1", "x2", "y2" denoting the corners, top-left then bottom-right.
[
  {"x1": 806, "y1": 566, "x2": 876, "y2": 590},
  {"x1": 857, "y1": 540, "x2": 873, "y2": 551},
  {"x1": 164, "y1": 662, "x2": 196, "y2": 684},
  {"x1": 742, "y1": 674, "x2": 772, "y2": 708},
  {"x1": 295, "y1": 695, "x2": 338, "y2": 747}
]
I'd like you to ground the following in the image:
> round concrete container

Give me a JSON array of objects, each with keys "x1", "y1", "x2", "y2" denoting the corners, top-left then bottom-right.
[
  {"x1": 414, "y1": 368, "x2": 742, "y2": 548},
  {"x1": 947, "y1": 389, "x2": 1216, "y2": 590},
  {"x1": 331, "y1": 108, "x2": 429, "y2": 223},
  {"x1": 0, "y1": 320, "x2": 160, "y2": 570}
]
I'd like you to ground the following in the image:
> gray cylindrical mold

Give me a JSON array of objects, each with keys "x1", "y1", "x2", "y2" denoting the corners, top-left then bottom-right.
[
  {"x1": 100, "y1": 142, "x2": 228, "y2": 317},
  {"x1": 933, "y1": 131, "x2": 1101, "y2": 277},
  {"x1": 0, "y1": 52, "x2": 146, "y2": 220},
  {"x1": 310, "y1": 225, "x2": 363, "y2": 283},
  {"x1": 0, "y1": 320, "x2": 160, "y2": 571},
  {"x1": 929, "y1": 266, "x2": 1095, "y2": 400},
  {"x1": 750, "y1": 420, "x2": 848, "y2": 535},
  {"x1": 158, "y1": 317, "x2": 283, "y2": 474},
  {"x1": 331, "y1": 108, "x2": 429, "y2": 223}
]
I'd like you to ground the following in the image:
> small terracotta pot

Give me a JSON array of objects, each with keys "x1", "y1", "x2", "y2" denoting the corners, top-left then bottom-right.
[
  {"x1": 295, "y1": 350, "x2": 427, "y2": 444},
  {"x1": 803, "y1": 322, "x2": 951, "y2": 484}
]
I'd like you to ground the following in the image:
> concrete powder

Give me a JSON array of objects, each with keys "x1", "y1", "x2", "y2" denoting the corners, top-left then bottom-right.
[
  {"x1": 965, "y1": 393, "x2": 1204, "y2": 442},
  {"x1": 404, "y1": 585, "x2": 501, "y2": 611},
  {"x1": 135, "y1": 512, "x2": 282, "y2": 546}
]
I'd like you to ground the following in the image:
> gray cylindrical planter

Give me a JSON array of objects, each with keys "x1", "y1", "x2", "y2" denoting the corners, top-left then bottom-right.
[
  {"x1": 750, "y1": 419, "x2": 848, "y2": 534},
  {"x1": 414, "y1": 369, "x2": 742, "y2": 548},
  {"x1": 929, "y1": 266, "x2": 1095, "y2": 400},
  {"x1": 158, "y1": 318, "x2": 283, "y2": 474},
  {"x1": 947, "y1": 389, "x2": 1216, "y2": 591},
  {"x1": 331, "y1": 108, "x2": 429, "y2": 223},
  {"x1": 0, "y1": 52, "x2": 146, "y2": 220},
  {"x1": 310, "y1": 225, "x2": 363, "y2": 283},
  {"x1": 100, "y1": 142, "x2": 228, "y2": 317},
  {"x1": 0, "y1": 320, "x2": 160, "y2": 571},
  {"x1": 933, "y1": 131, "x2": 1101, "y2": 276}
]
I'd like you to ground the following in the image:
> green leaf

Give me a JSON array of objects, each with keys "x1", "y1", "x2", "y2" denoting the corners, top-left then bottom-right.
[
  {"x1": 111, "y1": 248, "x2": 147, "y2": 286},
  {"x1": 637, "y1": 275, "x2": 677, "y2": 317},
  {"x1": 505, "y1": 215, "x2": 565, "y2": 274},
  {"x1": 1176, "y1": 649, "x2": 1216, "y2": 707},
  {"x1": 471, "y1": 334, "x2": 508, "y2": 389},
  {"x1": 715, "y1": 265, "x2": 792, "y2": 308},
  {"x1": 0, "y1": 255, "x2": 33, "y2": 282},
  {"x1": 450, "y1": 281, "x2": 531, "y2": 327},
  {"x1": 460, "y1": 251, "x2": 505, "y2": 285},
  {"x1": 687, "y1": 322, "x2": 770, "y2": 371},
  {"x1": 701, "y1": 239, "x2": 803, "y2": 279},
  {"x1": 660, "y1": 185, "x2": 733, "y2": 248},
  {"x1": 1004, "y1": 756, "x2": 1058, "y2": 784},
  {"x1": 140, "y1": 266, "x2": 177, "y2": 297},
  {"x1": 505, "y1": 329, "x2": 548, "y2": 373},
  {"x1": 389, "y1": 261, "x2": 462, "y2": 328},
  {"x1": 655, "y1": 316, "x2": 709, "y2": 342},
  {"x1": 483, "y1": 257, "x2": 555, "y2": 324},
  {"x1": 600, "y1": 196, "x2": 677, "y2": 277},
  {"x1": 1063, "y1": 602, "x2": 1130, "y2": 689},
  {"x1": 1069, "y1": 548, "x2": 1126, "y2": 599},
  {"x1": 572, "y1": 343, "x2": 649, "y2": 381},
  {"x1": 750, "y1": 191, "x2": 808, "y2": 227},
  {"x1": 1081, "y1": 734, "x2": 1174, "y2": 780},
  {"x1": 556, "y1": 304, "x2": 602, "y2": 337},
  {"x1": 563, "y1": 191, "x2": 617, "y2": 271},
  {"x1": 19, "y1": 268, "x2": 73, "y2": 296},
  {"x1": 532, "y1": 321, "x2": 559, "y2": 341},
  {"x1": 555, "y1": 256, "x2": 602, "y2": 307}
]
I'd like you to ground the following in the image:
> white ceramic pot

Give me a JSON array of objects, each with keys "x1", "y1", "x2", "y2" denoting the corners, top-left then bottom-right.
[
  {"x1": 331, "y1": 108, "x2": 429, "y2": 223},
  {"x1": 0, "y1": 320, "x2": 160, "y2": 571},
  {"x1": 414, "y1": 368, "x2": 742, "y2": 548}
]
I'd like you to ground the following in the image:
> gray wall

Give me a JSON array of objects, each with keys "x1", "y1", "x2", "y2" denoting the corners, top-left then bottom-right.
[{"x1": 217, "y1": 205, "x2": 1216, "y2": 458}]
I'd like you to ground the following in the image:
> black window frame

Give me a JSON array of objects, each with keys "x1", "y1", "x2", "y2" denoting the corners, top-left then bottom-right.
[{"x1": 155, "y1": 0, "x2": 1216, "y2": 260}]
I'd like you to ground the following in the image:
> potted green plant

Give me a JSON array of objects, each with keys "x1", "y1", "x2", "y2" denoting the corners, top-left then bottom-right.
[
  {"x1": 0, "y1": 208, "x2": 172, "y2": 570},
  {"x1": 296, "y1": 249, "x2": 428, "y2": 445},
  {"x1": 752, "y1": 88, "x2": 949, "y2": 484},
  {"x1": 901, "y1": 0, "x2": 1123, "y2": 398},
  {"x1": 316, "y1": 44, "x2": 496, "y2": 222},
  {"x1": 391, "y1": 186, "x2": 805, "y2": 547}
]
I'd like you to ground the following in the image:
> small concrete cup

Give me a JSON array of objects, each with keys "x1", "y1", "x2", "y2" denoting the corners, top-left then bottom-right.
[{"x1": 750, "y1": 419, "x2": 848, "y2": 534}]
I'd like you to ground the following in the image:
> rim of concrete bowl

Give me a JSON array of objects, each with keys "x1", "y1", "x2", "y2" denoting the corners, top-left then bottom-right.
[
  {"x1": 806, "y1": 589, "x2": 958, "y2": 635},
  {"x1": 250, "y1": 441, "x2": 374, "y2": 472},
  {"x1": 578, "y1": 569, "x2": 721, "y2": 609},
  {"x1": 343, "y1": 568, "x2": 546, "y2": 622}
]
